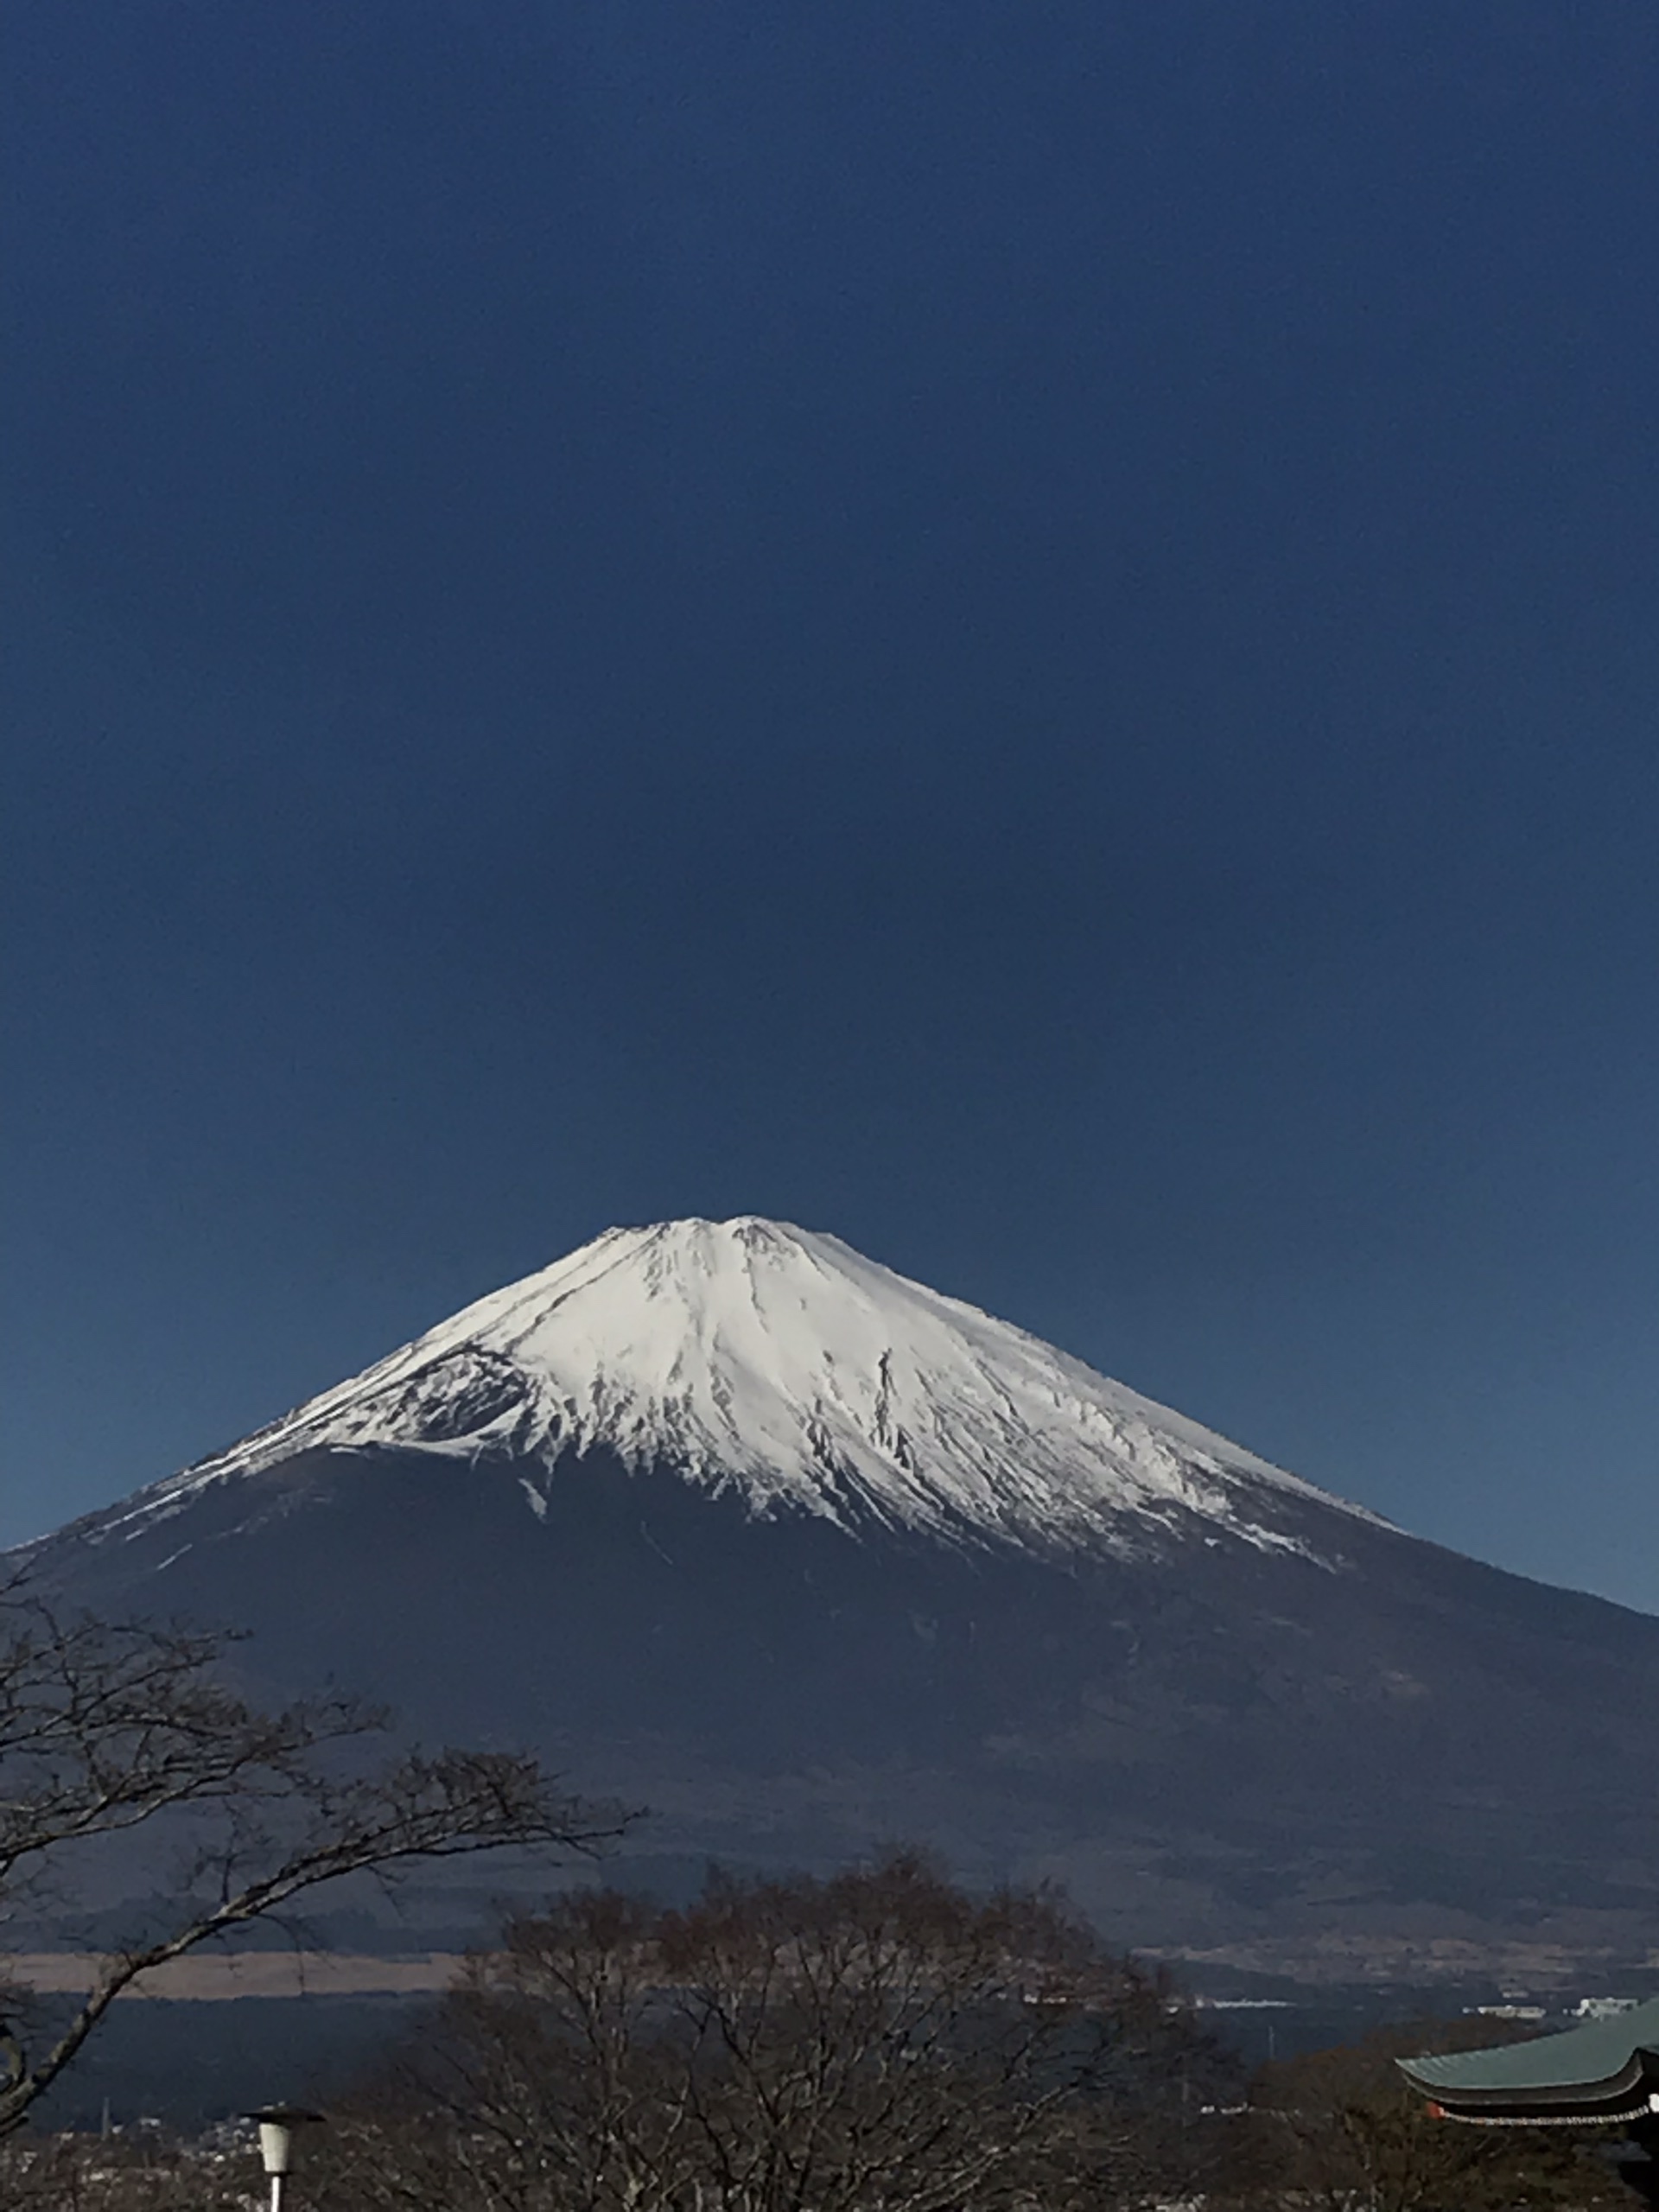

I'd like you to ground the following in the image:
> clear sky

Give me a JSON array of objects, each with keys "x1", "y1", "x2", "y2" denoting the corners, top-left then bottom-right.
[{"x1": 6, "y1": 2, "x2": 1659, "y2": 1605}]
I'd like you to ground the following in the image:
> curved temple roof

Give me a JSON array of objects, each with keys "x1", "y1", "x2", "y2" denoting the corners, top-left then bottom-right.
[{"x1": 1399, "y1": 2002, "x2": 1659, "y2": 2127}]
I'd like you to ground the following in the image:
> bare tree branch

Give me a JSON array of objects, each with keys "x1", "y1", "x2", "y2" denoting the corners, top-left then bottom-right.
[{"x1": 0, "y1": 1577, "x2": 629, "y2": 2135}]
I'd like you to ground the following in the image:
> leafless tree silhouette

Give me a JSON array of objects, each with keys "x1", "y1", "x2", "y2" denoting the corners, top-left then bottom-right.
[
  {"x1": 317, "y1": 1851, "x2": 1230, "y2": 2212},
  {"x1": 0, "y1": 1576, "x2": 623, "y2": 2135}
]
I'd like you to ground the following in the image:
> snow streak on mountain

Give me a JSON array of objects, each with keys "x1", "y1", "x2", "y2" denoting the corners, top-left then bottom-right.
[{"x1": 100, "y1": 1217, "x2": 1382, "y2": 1560}]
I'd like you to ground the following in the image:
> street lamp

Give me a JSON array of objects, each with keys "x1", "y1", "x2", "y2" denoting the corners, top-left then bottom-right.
[{"x1": 245, "y1": 2105, "x2": 324, "y2": 2212}]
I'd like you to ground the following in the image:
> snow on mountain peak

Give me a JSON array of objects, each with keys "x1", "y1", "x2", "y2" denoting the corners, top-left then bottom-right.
[{"x1": 126, "y1": 1217, "x2": 1383, "y2": 1558}]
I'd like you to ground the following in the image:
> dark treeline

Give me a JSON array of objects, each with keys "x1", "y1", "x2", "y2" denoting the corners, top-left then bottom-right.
[{"x1": 0, "y1": 1857, "x2": 1637, "y2": 2211}]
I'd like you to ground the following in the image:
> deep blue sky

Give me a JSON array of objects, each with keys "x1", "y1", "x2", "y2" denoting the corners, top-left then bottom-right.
[{"x1": 6, "y1": 2, "x2": 1659, "y2": 1604}]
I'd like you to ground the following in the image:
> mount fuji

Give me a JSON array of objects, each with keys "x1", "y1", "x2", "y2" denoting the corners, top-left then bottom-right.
[{"x1": 22, "y1": 1218, "x2": 1659, "y2": 1979}]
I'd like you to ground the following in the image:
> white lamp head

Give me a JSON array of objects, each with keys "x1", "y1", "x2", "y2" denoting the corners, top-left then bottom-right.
[{"x1": 247, "y1": 2107, "x2": 324, "y2": 2176}]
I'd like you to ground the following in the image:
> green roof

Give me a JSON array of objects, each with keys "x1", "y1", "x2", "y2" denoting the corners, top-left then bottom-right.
[{"x1": 1402, "y1": 2002, "x2": 1659, "y2": 2097}]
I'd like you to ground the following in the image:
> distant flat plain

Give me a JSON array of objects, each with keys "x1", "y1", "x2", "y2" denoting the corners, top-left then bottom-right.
[{"x1": 5, "y1": 1952, "x2": 461, "y2": 1999}]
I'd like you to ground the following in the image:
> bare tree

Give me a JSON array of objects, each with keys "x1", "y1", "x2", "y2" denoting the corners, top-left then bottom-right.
[
  {"x1": 0, "y1": 2125, "x2": 254, "y2": 2210},
  {"x1": 0, "y1": 1579, "x2": 624, "y2": 2135},
  {"x1": 318, "y1": 1852, "x2": 1230, "y2": 2212}
]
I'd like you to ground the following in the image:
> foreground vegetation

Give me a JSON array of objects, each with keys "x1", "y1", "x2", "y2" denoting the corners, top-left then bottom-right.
[
  {"x1": 0, "y1": 1859, "x2": 1639, "y2": 2212},
  {"x1": 0, "y1": 1586, "x2": 1637, "y2": 2210},
  {"x1": 314, "y1": 1853, "x2": 1230, "y2": 2212}
]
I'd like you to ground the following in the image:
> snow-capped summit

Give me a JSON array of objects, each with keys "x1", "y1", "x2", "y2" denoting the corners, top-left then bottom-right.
[{"x1": 112, "y1": 1216, "x2": 1378, "y2": 1559}]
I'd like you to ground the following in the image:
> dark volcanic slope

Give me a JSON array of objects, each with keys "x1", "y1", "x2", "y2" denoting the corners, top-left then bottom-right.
[{"x1": 29, "y1": 1433, "x2": 1659, "y2": 1973}]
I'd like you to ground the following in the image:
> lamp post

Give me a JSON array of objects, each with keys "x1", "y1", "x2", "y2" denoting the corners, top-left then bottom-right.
[{"x1": 246, "y1": 2106, "x2": 324, "y2": 2212}]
